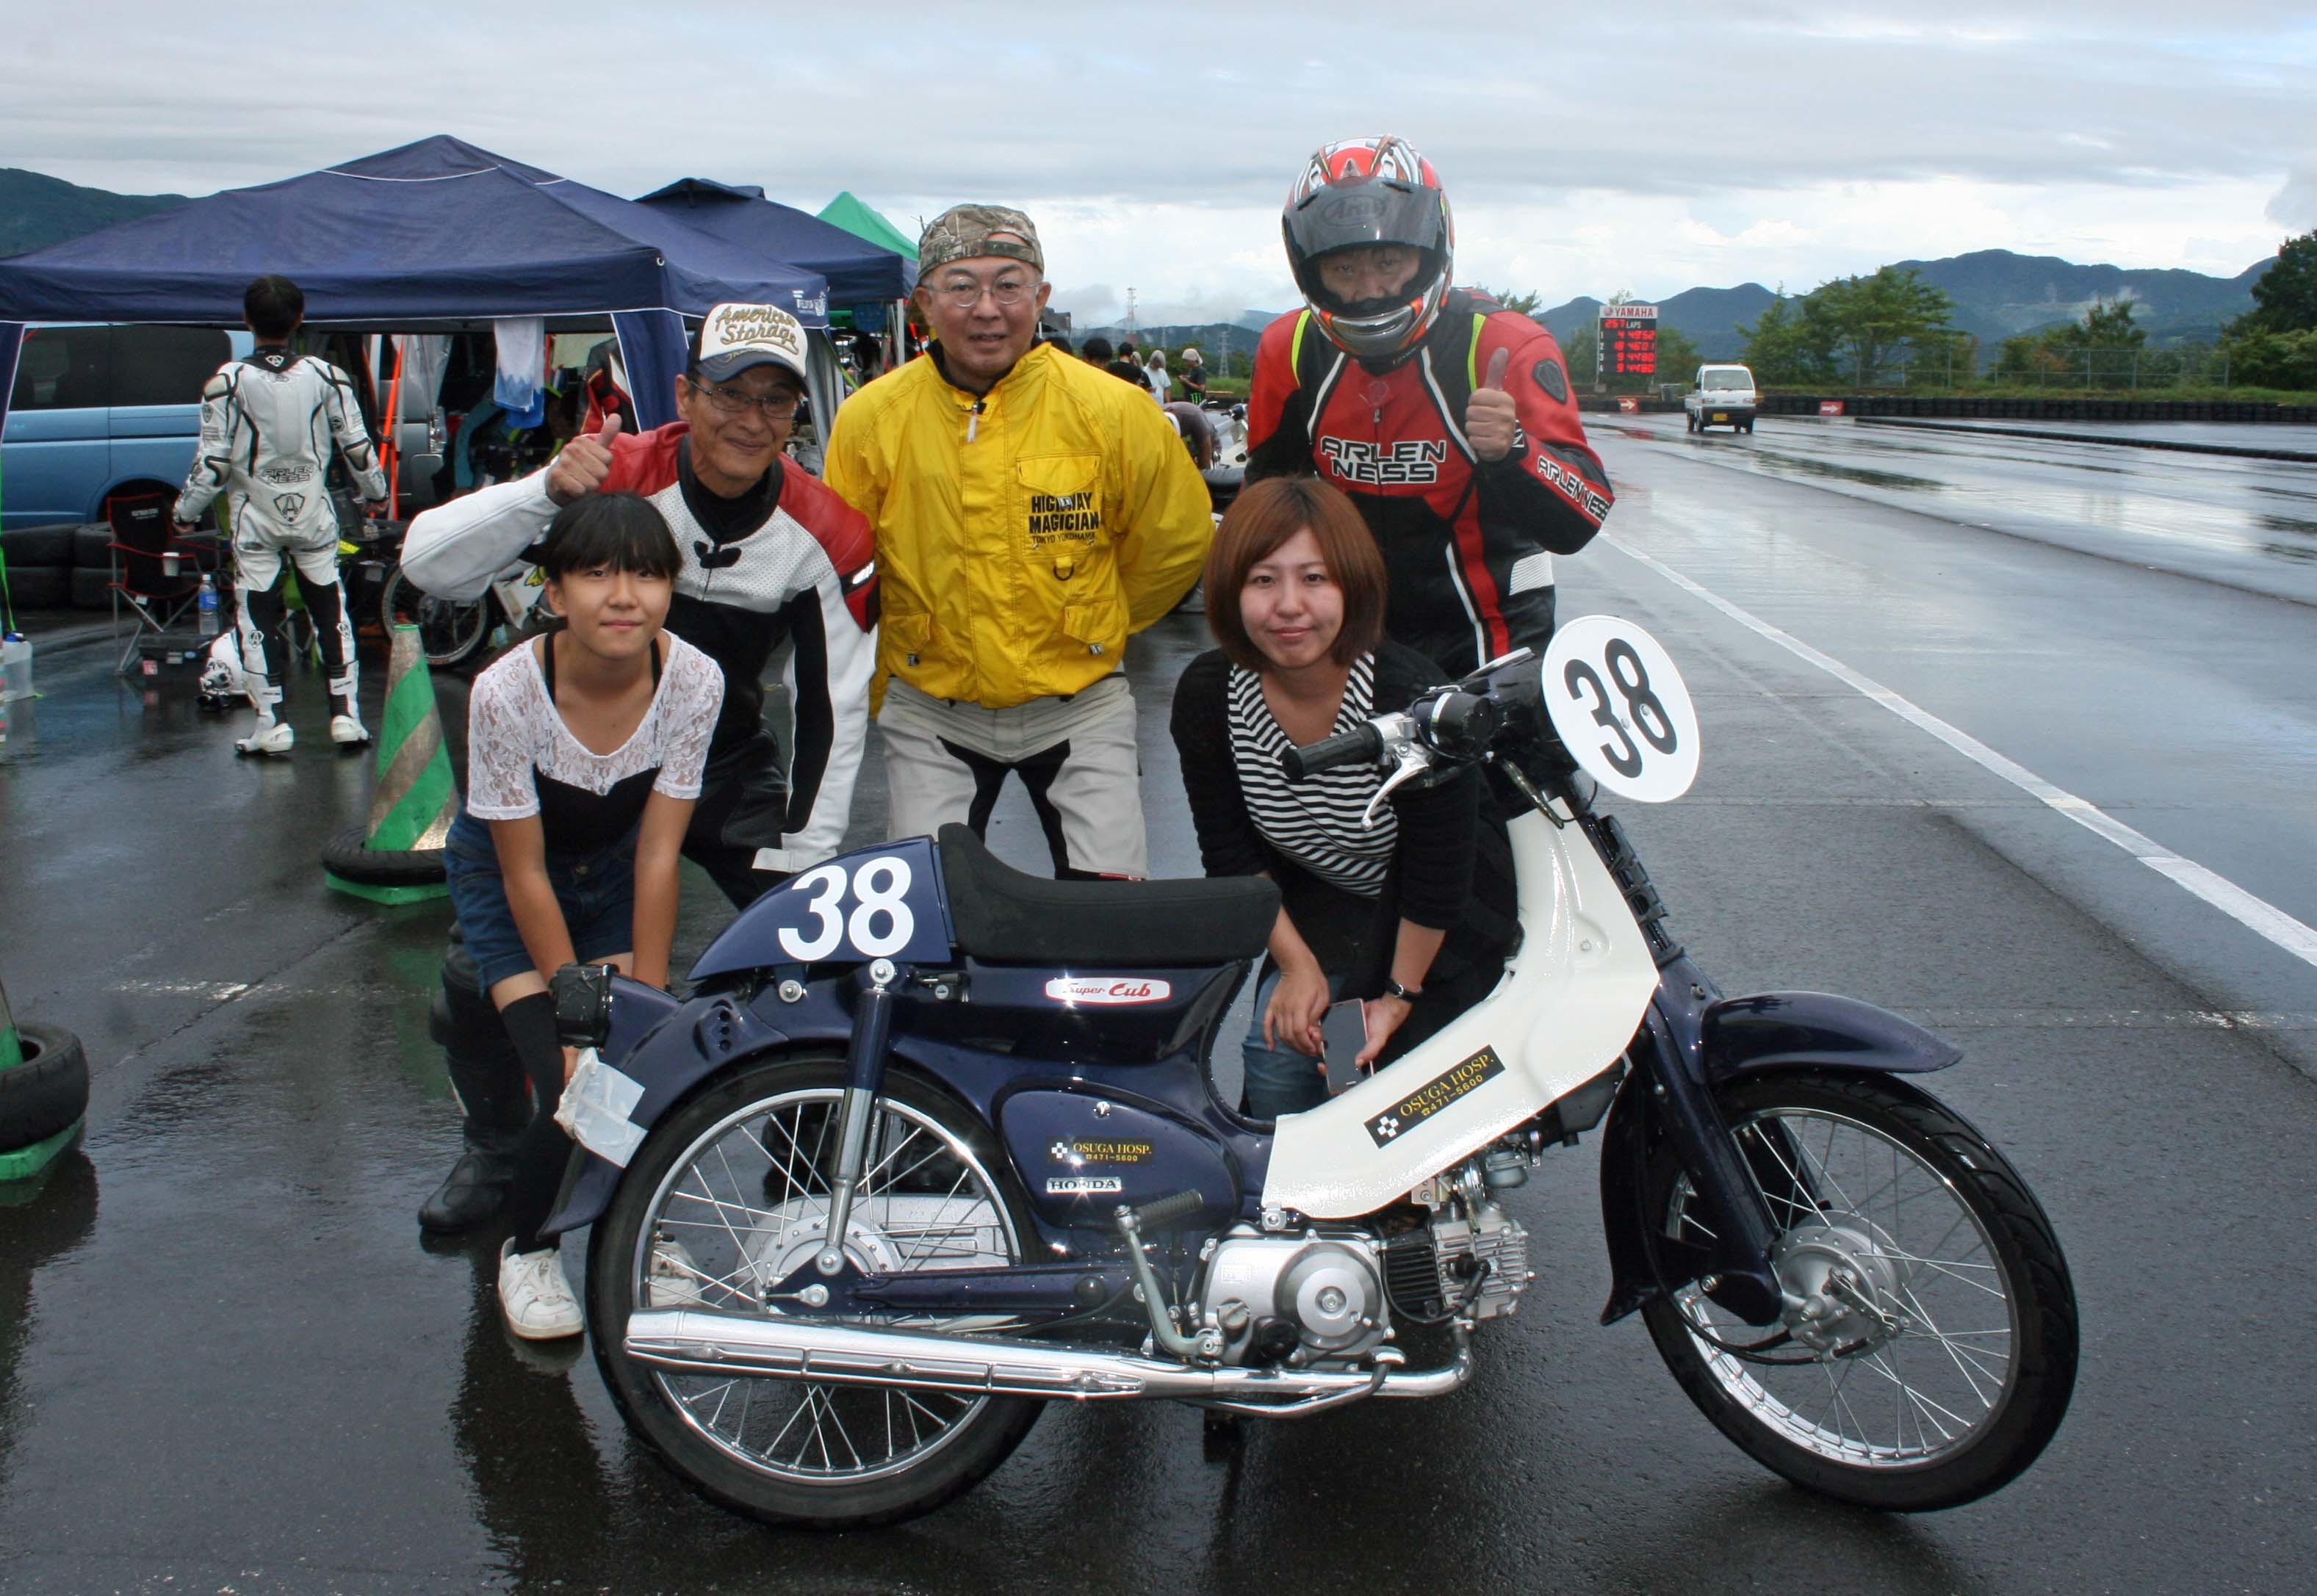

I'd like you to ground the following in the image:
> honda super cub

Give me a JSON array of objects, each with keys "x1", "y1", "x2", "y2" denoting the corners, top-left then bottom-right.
[{"x1": 543, "y1": 615, "x2": 2077, "y2": 1529}]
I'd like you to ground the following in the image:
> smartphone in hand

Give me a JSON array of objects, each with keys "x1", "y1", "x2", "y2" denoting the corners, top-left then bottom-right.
[{"x1": 1321, "y1": 998, "x2": 1371, "y2": 1094}]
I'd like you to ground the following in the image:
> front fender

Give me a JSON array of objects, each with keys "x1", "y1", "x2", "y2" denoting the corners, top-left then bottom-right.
[
  {"x1": 1702, "y1": 991, "x2": 1960, "y2": 1080},
  {"x1": 1596, "y1": 991, "x2": 1964, "y2": 1324}
]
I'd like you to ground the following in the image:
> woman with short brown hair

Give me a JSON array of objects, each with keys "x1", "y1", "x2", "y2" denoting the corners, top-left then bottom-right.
[{"x1": 1170, "y1": 477, "x2": 1516, "y2": 1119}]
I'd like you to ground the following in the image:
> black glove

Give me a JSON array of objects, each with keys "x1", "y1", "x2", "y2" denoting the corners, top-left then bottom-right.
[{"x1": 549, "y1": 962, "x2": 616, "y2": 1050}]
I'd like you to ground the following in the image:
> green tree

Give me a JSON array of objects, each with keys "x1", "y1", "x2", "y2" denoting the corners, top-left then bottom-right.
[
  {"x1": 1561, "y1": 323, "x2": 1596, "y2": 384},
  {"x1": 2232, "y1": 231, "x2": 2317, "y2": 336},
  {"x1": 1804, "y1": 266, "x2": 1957, "y2": 386},
  {"x1": 1472, "y1": 286, "x2": 1545, "y2": 317},
  {"x1": 1651, "y1": 325, "x2": 1701, "y2": 388},
  {"x1": 1738, "y1": 289, "x2": 1837, "y2": 385},
  {"x1": 1995, "y1": 299, "x2": 2143, "y2": 389}
]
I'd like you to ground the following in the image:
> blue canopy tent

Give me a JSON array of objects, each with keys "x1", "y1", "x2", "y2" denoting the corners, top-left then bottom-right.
[
  {"x1": 636, "y1": 178, "x2": 911, "y2": 307},
  {"x1": 0, "y1": 136, "x2": 839, "y2": 440}
]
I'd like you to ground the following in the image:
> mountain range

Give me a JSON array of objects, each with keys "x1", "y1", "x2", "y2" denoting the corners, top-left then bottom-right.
[
  {"x1": 1, "y1": 167, "x2": 2277, "y2": 358},
  {"x1": 1, "y1": 167, "x2": 187, "y2": 257},
  {"x1": 1537, "y1": 250, "x2": 2273, "y2": 358}
]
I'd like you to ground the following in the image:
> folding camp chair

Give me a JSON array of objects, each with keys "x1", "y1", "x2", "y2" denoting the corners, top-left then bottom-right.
[{"x1": 106, "y1": 492, "x2": 208, "y2": 674}]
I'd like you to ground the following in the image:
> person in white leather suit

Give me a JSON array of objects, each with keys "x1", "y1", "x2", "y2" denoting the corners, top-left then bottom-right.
[{"x1": 175, "y1": 275, "x2": 386, "y2": 755}]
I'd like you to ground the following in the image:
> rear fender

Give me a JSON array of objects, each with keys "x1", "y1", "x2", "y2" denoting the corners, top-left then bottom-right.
[{"x1": 543, "y1": 976, "x2": 850, "y2": 1236}]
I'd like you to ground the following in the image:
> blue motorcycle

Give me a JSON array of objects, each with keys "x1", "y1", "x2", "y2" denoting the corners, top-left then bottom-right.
[{"x1": 545, "y1": 618, "x2": 2078, "y2": 1528}]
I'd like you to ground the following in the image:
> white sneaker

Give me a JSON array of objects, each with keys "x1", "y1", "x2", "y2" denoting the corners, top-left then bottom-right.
[
  {"x1": 500, "y1": 1239, "x2": 584, "y2": 1340},
  {"x1": 329, "y1": 714, "x2": 370, "y2": 746},
  {"x1": 646, "y1": 1235, "x2": 707, "y2": 1308},
  {"x1": 234, "y1": 720, "x2": 294, "y2": 757}
]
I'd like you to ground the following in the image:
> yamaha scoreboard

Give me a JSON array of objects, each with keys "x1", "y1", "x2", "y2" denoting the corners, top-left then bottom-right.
[{"x1": 1598, "y1": 303, "x2": 1658, "y2": 377}]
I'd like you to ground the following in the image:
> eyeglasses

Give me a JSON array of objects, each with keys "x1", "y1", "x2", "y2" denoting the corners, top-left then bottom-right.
[
  {"x1": 687, "y1": 378, "x2": 801, "y2": 417},
  {"x1": 930, "y1": 275, "x2": 1039, "y2": 309}
]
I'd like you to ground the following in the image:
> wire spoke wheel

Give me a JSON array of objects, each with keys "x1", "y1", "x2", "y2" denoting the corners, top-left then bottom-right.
[
  {"x1": 378, "y1": 566, "x2": 489, "y2": 667},
  {"x1": 1641, "y1": 1072, "x2": 2076, "y2": 1512},
  {"x1": 589, "y1": 1058, "x2": 1043, "y2": 1528}
]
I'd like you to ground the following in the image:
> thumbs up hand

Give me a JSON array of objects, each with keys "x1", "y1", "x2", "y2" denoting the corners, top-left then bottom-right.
[
  {"x1": 1466, "y1": 346, "x2": 1519, "y2": 462},
  {"x1": 547, "y1": 414, "x2": 623, "y2": 505}
]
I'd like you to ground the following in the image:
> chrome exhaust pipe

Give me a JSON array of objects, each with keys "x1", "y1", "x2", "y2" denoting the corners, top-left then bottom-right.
[{"x1": 623, "y1": 1309, "x2": 1471, "y2": 1408}]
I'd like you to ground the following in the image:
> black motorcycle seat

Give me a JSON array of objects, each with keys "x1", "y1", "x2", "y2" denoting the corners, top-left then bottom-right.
[{"x1": 937, "y1": 825, "x2": 1280, "y2": 967}]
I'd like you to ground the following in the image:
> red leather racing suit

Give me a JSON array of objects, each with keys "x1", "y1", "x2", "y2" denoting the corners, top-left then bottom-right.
[{"x1": 1247, "y1": 290, "x2": 1612, "y2": 676}]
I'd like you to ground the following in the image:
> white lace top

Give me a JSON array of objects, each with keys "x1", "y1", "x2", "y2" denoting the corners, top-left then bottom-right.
[{"x1": 465, "y1": 632, "x2": 724, "y2": 824}]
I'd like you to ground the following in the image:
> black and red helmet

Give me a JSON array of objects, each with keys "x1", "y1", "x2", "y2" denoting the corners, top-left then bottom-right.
[{"x1": 1283, "y1": 137, "x2": 1455, "y2": 364}]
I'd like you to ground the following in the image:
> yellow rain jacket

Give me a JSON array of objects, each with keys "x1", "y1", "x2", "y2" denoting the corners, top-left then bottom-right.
[{"x1": 824, "y1": 342, "x2": 1214, "y2": 709}]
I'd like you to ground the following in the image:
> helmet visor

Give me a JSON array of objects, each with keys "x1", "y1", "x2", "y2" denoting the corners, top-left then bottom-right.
[{"x1": 1286, "y1": 180, "x2": 1444, "y2": 259}]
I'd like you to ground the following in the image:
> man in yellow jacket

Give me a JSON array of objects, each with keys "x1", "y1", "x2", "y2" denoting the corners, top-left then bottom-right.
[{"x1": 824, "y1": 204, "x2": 1212, "y2": 878}]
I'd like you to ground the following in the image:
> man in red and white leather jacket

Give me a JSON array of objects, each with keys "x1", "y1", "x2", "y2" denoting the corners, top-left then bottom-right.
[
  {"x1": 400, "y1": 303, "x2": 876, "y2": 1232},
  {"x1": 1247, "y1": 137, "x2": 1612, "y2": 677}
]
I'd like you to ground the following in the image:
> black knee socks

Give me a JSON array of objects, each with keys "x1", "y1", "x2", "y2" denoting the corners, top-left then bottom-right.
[{"x1": 498, "y1": 992, "x2": 573, "y2": 1254}]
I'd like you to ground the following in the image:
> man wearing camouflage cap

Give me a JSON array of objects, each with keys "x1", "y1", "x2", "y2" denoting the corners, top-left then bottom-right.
[{"x1": 826, "y1": 204, "x2": 1211, "y2": 878}]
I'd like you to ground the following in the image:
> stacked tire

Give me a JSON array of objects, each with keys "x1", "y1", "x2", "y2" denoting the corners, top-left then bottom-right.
[
  {"x1": 0, "y1": 522, "x2": 80, "y2": 613},
  {"x1": 1, "y1": 1021, "x2": 89, "y2": 1181}
]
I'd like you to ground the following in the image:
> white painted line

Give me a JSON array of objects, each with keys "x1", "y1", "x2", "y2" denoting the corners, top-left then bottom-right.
[
  {"x1": 1605, "y1": 533, "x2": 2317, "y2": 972},
  {"x1": 109, "y1": 980, "x2": 255, "y2": 1000}
]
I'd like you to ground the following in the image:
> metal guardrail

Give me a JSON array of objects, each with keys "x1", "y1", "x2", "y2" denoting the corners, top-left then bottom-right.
[{"x1": 1757, "y1": 395, "x2": 2317, "y2": 425}]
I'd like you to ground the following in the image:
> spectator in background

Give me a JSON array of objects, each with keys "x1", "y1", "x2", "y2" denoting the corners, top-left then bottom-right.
[
  {"x1": 175, "y1": 273, "x2": 385, "y2": 757},
  {"x1": 1145, "y1": 348, "x2": 1172, "y2": 404},
  {"x1": 1102, "y1": 340, "x2": 1152, "y2": 391},
  {"x1": 1081, "y1": 335, "x2": 1114, "y2": 366},
  {"x1": 848, "y1": 330, "x2": 884, "y2": 383},
  {"x1": 1178, "y1": 346, "x2": 1208, "y2": 402}
]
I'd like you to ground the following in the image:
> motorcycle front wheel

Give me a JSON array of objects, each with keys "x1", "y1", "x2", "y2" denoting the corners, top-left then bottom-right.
[
  {"x1": 1641, "y1": 1070, "x2": 2077, "y2": 1511},
  {"x1": 587, "y1": 1055, "x2": 1045, "y2": 1530},
  {"x1": 378, "y1": 566, "x2": 491, "y2": 668}
]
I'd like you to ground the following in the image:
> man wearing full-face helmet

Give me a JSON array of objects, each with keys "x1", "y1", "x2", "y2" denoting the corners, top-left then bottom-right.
[{"x1": 1247, "y1": 137, "x2": 1612, "y2": 677}]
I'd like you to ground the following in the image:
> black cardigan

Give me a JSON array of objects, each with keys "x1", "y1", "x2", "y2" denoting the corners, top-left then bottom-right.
[{"x1": 1170, "y1": 642, "x2": 1518, "y2": 997}]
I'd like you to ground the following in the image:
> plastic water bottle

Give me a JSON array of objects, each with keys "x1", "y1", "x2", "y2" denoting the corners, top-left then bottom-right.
[
  {"x1": 0, "y1": 632, "x2": 30, "y2": 703},
  {"x1": 197, "y1": 575, "x2": 220, "y2": 637}
]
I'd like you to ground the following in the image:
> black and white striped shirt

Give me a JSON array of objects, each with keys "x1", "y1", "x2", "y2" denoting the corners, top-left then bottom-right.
[{"x1": 1226, "y1": 654, "x2": 1396, "y2": 898}]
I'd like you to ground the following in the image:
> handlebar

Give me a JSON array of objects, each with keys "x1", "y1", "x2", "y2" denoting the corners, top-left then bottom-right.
[
  {"x1": 1280, "y1": 723, "x2": 1383, "y2": 780},
  {"x1": 1279, "y1": 649, "x2": 1565, "y2": 801}
]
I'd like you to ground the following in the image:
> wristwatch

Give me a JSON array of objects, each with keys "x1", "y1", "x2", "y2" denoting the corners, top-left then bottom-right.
[{"x1": 1383, "y1": 977, "x2": 1424, "y2": 1002}]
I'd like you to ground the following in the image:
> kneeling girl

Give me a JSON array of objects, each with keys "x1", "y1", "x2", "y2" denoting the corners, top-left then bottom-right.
[{"x1": 444, "y1": 492, "x2": 724, "y2": 1337}]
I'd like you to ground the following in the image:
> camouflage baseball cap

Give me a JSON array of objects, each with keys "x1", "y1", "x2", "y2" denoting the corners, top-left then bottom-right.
[{"x1": 917, "y1": 203, "x2": 1044, "y2": 281}]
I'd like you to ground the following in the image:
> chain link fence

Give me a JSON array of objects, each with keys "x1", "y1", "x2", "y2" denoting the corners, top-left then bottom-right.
[{"x1": 1844, "y1": 345, "x2": 2233, "y2": 392}]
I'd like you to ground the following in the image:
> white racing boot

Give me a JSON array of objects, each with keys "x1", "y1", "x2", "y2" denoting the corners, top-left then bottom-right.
[
  {"x1": 235, "y1": 718, "x2": 295, "y2": 757},
  {"x1": 499, "y1": 1239, "x2": 584, "y2": 1340},
  {"x1": 330, "y1": 714, "x2": 370, "y2": 747}
]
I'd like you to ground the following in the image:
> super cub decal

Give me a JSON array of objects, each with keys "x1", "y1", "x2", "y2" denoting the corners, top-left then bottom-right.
[{"x1": 1043, "y1": 976, "x2": 1172, "y2": 1004}]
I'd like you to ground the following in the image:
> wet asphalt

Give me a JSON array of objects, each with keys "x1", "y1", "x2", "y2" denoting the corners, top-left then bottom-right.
[{"x1": 3, "y1": 419, "x2": 2316, "y2": 1592}]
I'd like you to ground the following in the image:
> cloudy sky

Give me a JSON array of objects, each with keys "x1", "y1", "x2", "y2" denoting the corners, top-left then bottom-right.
[{"x1": 6, "y1": 2, "x2": 2312, "y2": 325}]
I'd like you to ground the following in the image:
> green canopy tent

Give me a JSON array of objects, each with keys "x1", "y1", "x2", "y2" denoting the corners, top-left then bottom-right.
[{"x1": 817, "y1": 192, "x2": 918, "y2": 265}]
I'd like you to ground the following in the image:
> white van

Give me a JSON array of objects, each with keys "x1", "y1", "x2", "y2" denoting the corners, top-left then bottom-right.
[{"x1": 1685, "y1": 364, "x2": 1759, "y2": 435}]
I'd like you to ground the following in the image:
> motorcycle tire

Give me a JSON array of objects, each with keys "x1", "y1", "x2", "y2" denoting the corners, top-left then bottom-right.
[
  {"x1": 588, "y1": 1054, "x2": 1045, "y2": 1531},
  {"x1": 378, "y1": 566, "x2": 492, "y2": 669},
  {"x1": 320, "y1": 824, "x2": 447, "y2": 886},
  {"x1": 1640, "y1": 1069, "x2": 2076, "y2": 1512},
  {"x1": 1, "y1": 1024, "x2": 90, "y2": 1152}
]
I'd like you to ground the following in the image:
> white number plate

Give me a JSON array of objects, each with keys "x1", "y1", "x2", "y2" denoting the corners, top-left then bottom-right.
[{"x1": 1541, "y1": 615, "x2": 1700, "y2": 802}]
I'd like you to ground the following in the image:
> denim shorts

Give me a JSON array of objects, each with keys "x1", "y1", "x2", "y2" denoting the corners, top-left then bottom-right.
[
  {"x1": 1241, "y1": 967, "x2": 1355, "y2": 1121},
  {"x1": 443, "y1": 811, "x2": 641, "y2": 992}
]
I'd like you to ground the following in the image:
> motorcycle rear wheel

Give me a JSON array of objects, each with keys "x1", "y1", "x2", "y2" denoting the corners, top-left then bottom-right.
[
  {"x1": 378, "y1": 566, "x2": 491, "y2": 668},
  {"x1": 1641, "y1": 1070, "x2": 2076, "y2": 1511},
  {"x1": 587, "y1": 1055, "x2": 1044, "y2": 1529}
]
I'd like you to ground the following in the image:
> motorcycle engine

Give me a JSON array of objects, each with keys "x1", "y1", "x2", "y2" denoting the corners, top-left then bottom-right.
[{"x1": 1197, "y1": 1229, "x2": 1388, "y2": 1363}]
